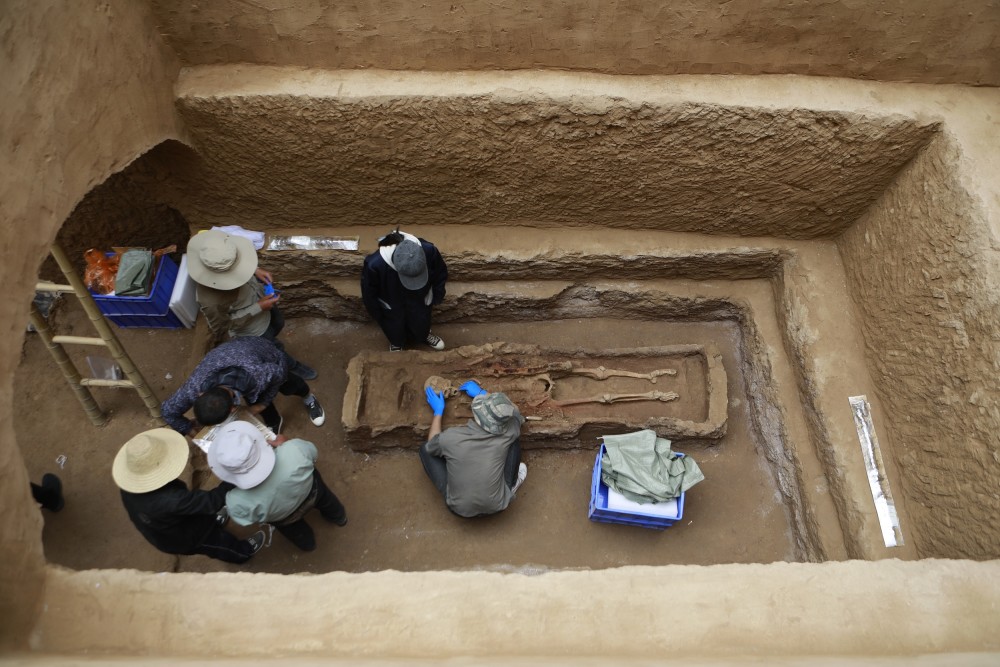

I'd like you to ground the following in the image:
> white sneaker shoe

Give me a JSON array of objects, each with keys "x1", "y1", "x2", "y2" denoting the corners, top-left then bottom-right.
[
  {"x1": 305, "y1": 397, "x2": 325, "y2": 426},
  {"x1": 512, "y1": 463, "x2": 528, "y2": 494},
  {"x1": 425, "y1": 333, "x2": 445, "y2": 351}
]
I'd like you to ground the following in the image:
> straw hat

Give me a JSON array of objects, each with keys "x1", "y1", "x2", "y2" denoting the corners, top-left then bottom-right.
[
  {"x1": 207, "y1": 421, "x2": 276, "y2": 489},
  {"x1": 112, "y1": 428, "x2": 190, "y2": 493},
  {"x1": 186, "y1": 230, "x2": 258, "y2": 290}
]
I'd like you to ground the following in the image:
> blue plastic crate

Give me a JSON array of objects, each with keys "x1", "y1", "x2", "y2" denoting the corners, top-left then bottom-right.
[
  {"x1": 91, "y1": 254, "x2": 184, "y2": 329},
  {"x1": 588, "y1": 444, "x2": 685, "y2": 530},
  {"x1": 101, "y1": 309, "x2": 184, "y2": 329}
]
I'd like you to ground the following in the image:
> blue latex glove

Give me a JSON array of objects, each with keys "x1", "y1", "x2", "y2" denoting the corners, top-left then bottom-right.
[
  {"x1": 425, "y1": 386, "x2": 445, "y2": 416},
  {"x1": 458, "y1": 380, "x2": 487, "y2": 398}
]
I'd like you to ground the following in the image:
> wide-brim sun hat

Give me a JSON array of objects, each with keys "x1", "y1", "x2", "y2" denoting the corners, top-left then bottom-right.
[
  {"x1": 207, "y1": 420, "x2": 276, "y2": 489},
  {"x1": 112, "y1": 428, "x2": 190, "y2": 493},
  {"x1": 392, "y1": 239, "x2": 429, "y2": 291},
  {"x1": 186, "y1": 230, "x2": 258, "y2": 290}
]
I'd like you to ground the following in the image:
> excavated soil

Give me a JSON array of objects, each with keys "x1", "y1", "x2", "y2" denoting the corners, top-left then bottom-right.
[{"x1": 16, "y1": 295, "x2": 796, "y2": 574}]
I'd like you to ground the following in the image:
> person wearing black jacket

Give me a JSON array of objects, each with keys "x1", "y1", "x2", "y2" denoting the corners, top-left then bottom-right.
[
  {"x1": 112, "y1": 428, "x2": 266, "y2": 564},
  {"x1": 360, "y1": 230, "x2": 448, "y2": 352}
]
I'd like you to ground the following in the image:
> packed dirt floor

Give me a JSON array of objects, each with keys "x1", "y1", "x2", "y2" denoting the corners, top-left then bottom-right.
[{"x1": 16, "y1": 291, "x2": 795, "y2": 575}]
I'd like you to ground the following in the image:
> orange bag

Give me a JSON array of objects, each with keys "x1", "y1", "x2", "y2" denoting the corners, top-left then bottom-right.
[{"x1": 83, "y1": 249, "x2": 119, "y2": 295}]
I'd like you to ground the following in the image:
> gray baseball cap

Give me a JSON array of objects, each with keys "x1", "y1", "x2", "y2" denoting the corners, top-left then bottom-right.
[
  {"x1": 471, "y1": 392, "x2": 523, "y2": 434},
  {"x1": 392, "y1": 240, "x2": 428, "y2": 290}
]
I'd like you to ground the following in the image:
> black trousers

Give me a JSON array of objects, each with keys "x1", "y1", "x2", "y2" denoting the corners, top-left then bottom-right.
[
  {"x1": 192, "y1": 524, "x2": 258, "y2": 564},
  {"x1": 259, "y1": 372, "x2": 310, "y2": 432},
  {"x1": 262, "y1": 307, "x2": 307, "y2": 372},
  {"x1": 377, "y1": 298, "x2": 432, "y2": 348},
  {"x1": 273, "y1": 470, "x2": 346, "y2": 551},
  {"x1": 419, "y1": 439, "x2": 521, "y2": 502}
]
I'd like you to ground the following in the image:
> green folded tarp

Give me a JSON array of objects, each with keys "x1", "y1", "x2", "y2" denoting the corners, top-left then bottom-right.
[
  {"x1": 114, "y1": 249, "x2": 154, "y2": 296},
  {"x1": 601, "y1": 429, "x2": 705, "y2": 503}
]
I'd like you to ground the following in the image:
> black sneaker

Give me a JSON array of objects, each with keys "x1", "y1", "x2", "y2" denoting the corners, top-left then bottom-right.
[
  {"x1": 246, "y1": 529, "x2": 267, "y2": 555},
  {"x1": 290, "y1": 361, "x2": 318, "y2": 381},
  {"x1": 425, "y1": 333, "x2": 445, "y2": 350},
  {"x1": 322, "y1": 511, "x2": 348, "y2": 527},
  {"x1": 389, "y1": 344, "x2": 403, "y2": 352},
  {"x1": 305, "y1": 397, "x2": 326, "y2": 426}
]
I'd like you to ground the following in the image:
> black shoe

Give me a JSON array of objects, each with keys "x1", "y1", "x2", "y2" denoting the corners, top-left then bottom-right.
[
  {"x1": 322, "y1": 511, "x2": 348, "y2": 527},
  {"x1": 41, "y1": 473, "x2": 64, "y2": 512},
  {"x1": 425, "y1": 333, "x2": 445, "y2": 350},
  {"x1": 290, "y1": 361, "x2": 318, "y2": 381},
  {"x1": 305, "y1": 397, "x2": 325, "y2": 426},
  {"x1": 246, "y1": 529, "x2": 268, "y2": 555}
]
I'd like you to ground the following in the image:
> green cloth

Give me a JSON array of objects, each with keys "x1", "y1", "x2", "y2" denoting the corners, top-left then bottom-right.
[
  {"x1": 600, "y1": 429, "x2": 704, "y2": 503},
  {"x1": 114, "y1": 249, "x2": 154, "y2": 296}
]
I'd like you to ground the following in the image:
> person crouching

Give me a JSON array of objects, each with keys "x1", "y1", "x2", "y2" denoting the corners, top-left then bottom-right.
[{"x1": 419, "y1": 380, "x2": 528, "y2": 517}]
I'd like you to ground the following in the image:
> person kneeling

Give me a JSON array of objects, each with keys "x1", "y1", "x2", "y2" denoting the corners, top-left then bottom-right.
[
  {"x1": 419, "y1": 380, "x2": 528, "y2": 517},
  {"x1": 209, "y1": 421, "x2": 347, "y2": 551}
]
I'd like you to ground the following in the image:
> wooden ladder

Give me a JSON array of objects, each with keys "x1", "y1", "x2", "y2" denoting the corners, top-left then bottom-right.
[{"x1": 30, "y1": 242, "x2": 164, "y2": 427}]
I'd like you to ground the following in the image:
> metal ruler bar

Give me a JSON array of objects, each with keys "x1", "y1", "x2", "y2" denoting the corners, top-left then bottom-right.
[
  {"x1": 266, "y1": 235, "x2": 359, "y2": 251},
  {"x1": 850, "y1": 395, "x2": 904, "y2": 548}
]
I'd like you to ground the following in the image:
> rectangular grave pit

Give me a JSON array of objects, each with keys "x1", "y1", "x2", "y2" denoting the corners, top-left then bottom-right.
[{"x1": 342, "y1": 341, "x2": 727, "y2": 450}]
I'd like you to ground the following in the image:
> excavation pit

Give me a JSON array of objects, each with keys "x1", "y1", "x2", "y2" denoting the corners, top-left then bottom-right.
[
  {"x1": 5, "y1": 10, "x2": 1000, "y2": 654},
  {"x1": 19, "y1": 81, "x2": 996, "y2": 596},
  {"x1": 17, "y1": 304, "x2": 801, "y2": 572}
]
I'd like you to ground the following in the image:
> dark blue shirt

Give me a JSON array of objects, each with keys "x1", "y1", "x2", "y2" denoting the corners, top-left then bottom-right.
[{"x1": 161, "y1": 337, "x2": 288, "y2": 434}]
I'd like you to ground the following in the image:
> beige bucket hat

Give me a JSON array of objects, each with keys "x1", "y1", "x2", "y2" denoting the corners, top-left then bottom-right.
[
  {"x1": 112, "y1": 428, "x2": 190, "y2": 493},
  {"x1": 186, "y1": 230, "x2": 258, "y2": 290}
]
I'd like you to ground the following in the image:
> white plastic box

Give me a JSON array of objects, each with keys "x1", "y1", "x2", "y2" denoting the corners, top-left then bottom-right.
[{"x1": 168, "y1": 254, "x2": 199, "y2": 328}]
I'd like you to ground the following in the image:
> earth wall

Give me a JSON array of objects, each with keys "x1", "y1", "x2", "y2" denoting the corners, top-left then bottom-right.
[
  {"x1": 0, "y1": 0, "x2": 182, "y2": 648},
  {"x1": 149, "y1": 0, "x2": 1000, "y2": 85},
  {"x1": 838, "y1": 132, "x2": 1000, "y2": 559},
  {"x1": 170, "y1": 72, "x2": 937, "y2": 239}
]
